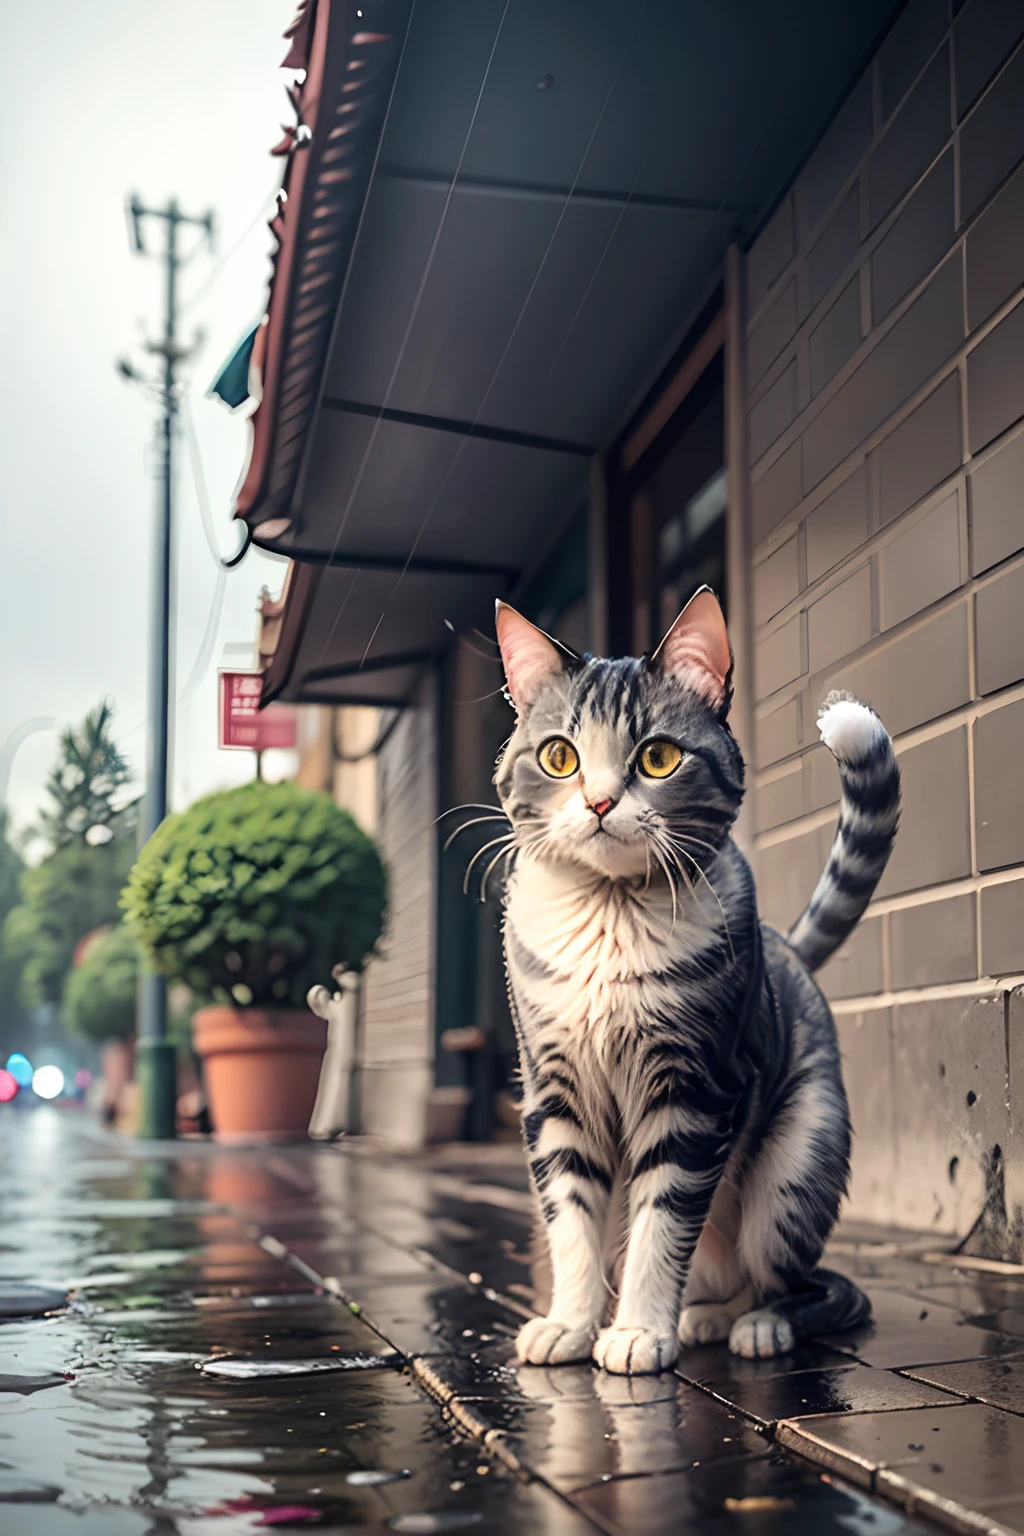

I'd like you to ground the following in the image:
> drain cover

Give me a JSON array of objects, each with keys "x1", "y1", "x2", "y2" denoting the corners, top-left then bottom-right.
[
  {"x1": 0, "y1": 1284, "x2": 68, "y2": 1319},
  {"x1": 0, "y1": 1475, "x2": 62, "y2": 1503},
  {"x1": 0, "y1": 1373, "x2": 72, "y2": 1395}
]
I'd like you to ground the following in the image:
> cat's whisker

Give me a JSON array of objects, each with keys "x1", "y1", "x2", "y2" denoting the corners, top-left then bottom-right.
[
  {"x1": 675, "y1": 831, "x2": 722, "y2": 860},
  {"x1": 650, "y1": 843, "x2": 678, "y2": 931},
  {"x1": 442, "y1": 813, "x2": 511, "y2": 852},
  {"x1": 659, "y1": 835, "x2": 696, "y2": 900},
  {"x1": 480, "y1": 842, "x2": 518, "y2": 902},
  {"x1": 435, "y1": 802, "x2": 510, "y2": 825},
  {"x1": 463, "y1": 834, "x2": 516, "y2": 896},
  {"x1": 666, "y1": 836, "x2": 737, "y2": 962},
  {"x1": 650, "y1": 827, "x2": 694, "y2": 903}
]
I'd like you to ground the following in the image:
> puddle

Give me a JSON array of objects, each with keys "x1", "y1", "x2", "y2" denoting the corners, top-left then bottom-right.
[
  {"x1": 211, "y1": 1497, "x2": 325, "y2": 1524},
  {"x1": 121, "y1": 1349, "x2": 205, "y2": 1364},
  {"x1": 87, "y1": 1249, "x2": 193, "y2": 1272},
  {"x1": 72, "y1": 1161, "x2": 136, "y2": 1178},
  {"x1": 0, "y1": 1115, "x2": 504, "y2": 1529},
  {"x1": 193, "y1": 1292, "x2": 323, "y2": 1312},
  {"x1": 63, "y1": 1272, "x2": 136, "y2": 1289},
  {"x1": 79, "y1": 1199, "x2": 227, "y2": 1218},
  {"x1": 199, "y1": 1352, "x2": 403, "y2": 1378},
  {"x1": 345, "y1": 1468, "x2": 412, "y2": 1486},
  {"x1": 388, "y1": 1516, "x2": 483, "y2": 1534}
]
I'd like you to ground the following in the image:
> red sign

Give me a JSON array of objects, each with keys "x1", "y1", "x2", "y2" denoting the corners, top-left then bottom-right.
[{"x1": 219, "y1": 672, "x2": 297, "y2": 751}]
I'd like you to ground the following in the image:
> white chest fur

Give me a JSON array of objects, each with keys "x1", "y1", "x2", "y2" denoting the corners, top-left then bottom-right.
[{"x1": 505, "y1": 855, "x2": 719, "y2": 1055}]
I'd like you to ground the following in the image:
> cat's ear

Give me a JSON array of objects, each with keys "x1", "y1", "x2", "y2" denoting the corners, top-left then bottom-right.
[
  {"x1": 651, "y1": 586, "x2": 733, "y2": 714},
  {"x1": 495, "y1": 601, "x2": 571, "y2": 711}
]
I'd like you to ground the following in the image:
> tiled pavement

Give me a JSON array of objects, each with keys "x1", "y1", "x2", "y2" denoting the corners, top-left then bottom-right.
[{"x1": 6, "y1": 1114, "x2": 1024, "y2": 1533}]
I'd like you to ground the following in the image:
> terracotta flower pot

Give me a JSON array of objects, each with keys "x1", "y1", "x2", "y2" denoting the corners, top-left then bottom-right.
[{"x1": 192, "y1": 1006, "x2": 328, "y2": 1145}]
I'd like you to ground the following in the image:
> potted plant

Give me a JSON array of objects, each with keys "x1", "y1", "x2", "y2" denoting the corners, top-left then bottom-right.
[
  {"x1": 63, "y1": 923, "x2": 139, "y2": 1126},
  {"x1": 121, "y1": 780, "x2": 386, "y2": 1143}
]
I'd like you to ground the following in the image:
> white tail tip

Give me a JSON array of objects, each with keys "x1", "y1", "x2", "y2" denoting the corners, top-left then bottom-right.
[{"x1": 817, "y1": 694, "x2": 879, "y2": 765}]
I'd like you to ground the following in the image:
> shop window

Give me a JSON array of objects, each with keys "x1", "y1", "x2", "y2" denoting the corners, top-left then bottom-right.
[{"x1": 609, "y1": 336, "x2": 726, "y2": 655}]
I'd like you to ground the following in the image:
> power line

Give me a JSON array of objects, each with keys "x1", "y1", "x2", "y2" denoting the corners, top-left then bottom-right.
[
  {"x1": 178, "y1": 190, "x2": 279, "y2": 318},
  {"x1": 180, "y1": 392, "x2": 239, "y2": 569},
  {"x1": 177, "y1": 571, "x2": 227, "y2": 705}
]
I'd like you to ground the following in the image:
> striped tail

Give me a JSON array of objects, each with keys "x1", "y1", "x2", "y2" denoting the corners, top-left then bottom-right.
[{"x1": 787, "y1": 691, "x2": 900, "y2": 974}]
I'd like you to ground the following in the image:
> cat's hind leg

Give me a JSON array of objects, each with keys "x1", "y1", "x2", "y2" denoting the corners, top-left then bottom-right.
[
  {"x1": 677, "y1": 1179, "x2": 751, "y2": 1347},
  {"x1": 728, "y1": 1269, "x2": 870, "y2": 1359},
  {"x1": 730, "y1": 1028, "x2": 867, "y2": 1359}
]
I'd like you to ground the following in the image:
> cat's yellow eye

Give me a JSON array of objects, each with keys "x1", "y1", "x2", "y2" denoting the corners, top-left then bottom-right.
[
  {"x1": 537, "y1": 737, "x2": 579, "y2": 778},
  {"x1": 638, "y1": 740, "x2": 683, "y2": 779}
]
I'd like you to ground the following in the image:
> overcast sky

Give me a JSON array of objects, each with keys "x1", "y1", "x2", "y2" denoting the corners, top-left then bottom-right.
[{"x1": 0, "y1": 0, "x2": 299, "y2": 848}]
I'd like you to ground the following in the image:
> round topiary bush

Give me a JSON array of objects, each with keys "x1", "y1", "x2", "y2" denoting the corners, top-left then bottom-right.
[
  {"x1": 121, "y1": 781, "x2": 386, "y2": 1009},
  {"x1": 63, "y1": 923, "x2": 139, "y2": 1043}
]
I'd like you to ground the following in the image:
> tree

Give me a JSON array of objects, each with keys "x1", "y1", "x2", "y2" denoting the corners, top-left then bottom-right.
[
  {"x1": 0, "y1": 811, "x2": 31, "y2": 1056},
  {"x1": 2, "y1": 836, "x2": 136, "y2": 1008},
  {"x1": 63, "y1": 925, "x2": 139, "y2": 1043},
  {"x1": 37, "y1": 699, "x2": 132, "y2": 850}
]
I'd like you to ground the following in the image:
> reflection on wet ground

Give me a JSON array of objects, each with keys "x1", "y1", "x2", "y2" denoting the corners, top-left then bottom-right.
[{"x1": 3, "y1": 1112, "x2": 1024, "y2": 1533}]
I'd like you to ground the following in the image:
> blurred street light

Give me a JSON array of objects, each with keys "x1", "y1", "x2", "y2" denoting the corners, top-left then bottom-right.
[
  {"x1": 6, "y1": 1054, "x2": 33, "y2": 1088},
  {"x1": 32, "y1": 1065, "x2": 65, "y2": 1100}
]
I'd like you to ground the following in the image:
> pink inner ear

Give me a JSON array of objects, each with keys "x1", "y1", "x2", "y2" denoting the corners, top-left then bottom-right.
[
  {"x1": 655, "y1": 589, "x2": 731, "y2": 707},
  {"x1": 495, "y1": 603, "x2": 564, "y2": 710}
]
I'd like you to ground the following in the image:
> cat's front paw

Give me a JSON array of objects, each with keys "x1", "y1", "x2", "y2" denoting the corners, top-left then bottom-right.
[
  {"x1": 515, "y1": 1315, "x2": 597, "y2": 1366},
  {"x1": 593, "y1": 1325, "x2": 678, "y2": 1375}
]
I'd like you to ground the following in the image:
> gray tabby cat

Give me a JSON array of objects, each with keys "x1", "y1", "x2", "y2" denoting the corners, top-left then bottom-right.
[{"x1": 492, "y1": 587, "x2": 899, "y2": 1375}]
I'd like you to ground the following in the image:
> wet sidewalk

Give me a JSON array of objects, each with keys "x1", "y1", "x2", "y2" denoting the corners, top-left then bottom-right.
[{"x1": 5, "y1": 1114, "x2": 1024, "y2": 1535}]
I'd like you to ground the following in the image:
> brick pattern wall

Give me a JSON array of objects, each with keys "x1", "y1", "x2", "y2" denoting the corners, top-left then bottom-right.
[
  {"x1": 358, "y1": 675, "x2": 437, "y2": 1149},
  {"x1": 744, "y1": 0, "x2": 1024, "y2": 1242}
]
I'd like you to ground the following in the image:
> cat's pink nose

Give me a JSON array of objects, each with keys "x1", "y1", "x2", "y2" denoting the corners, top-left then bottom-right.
[{"x1": 589, "y1": 798, "x2": 614, "y2": 818}]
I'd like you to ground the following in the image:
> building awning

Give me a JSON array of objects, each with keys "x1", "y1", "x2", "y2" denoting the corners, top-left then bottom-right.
[{"x1": 238, "y1": 0, "x2": 899, "y2": 705}]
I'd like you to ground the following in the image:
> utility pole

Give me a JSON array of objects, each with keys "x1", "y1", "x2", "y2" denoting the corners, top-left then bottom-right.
[{"x1": 126, "y1": 195, "x2": 214, "y2": 1140}]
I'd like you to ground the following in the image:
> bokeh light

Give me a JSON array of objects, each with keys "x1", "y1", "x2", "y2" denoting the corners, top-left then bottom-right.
[
  {"x1": 0, "y1": 1070, "x2": 18, "y2": 1103},
  {"x1": 6, "y1": 1053, "x2": 33, "y2": 1087},
  {"x1": 32, "y1": 1065, "x2": 65, "y2": 1100}
]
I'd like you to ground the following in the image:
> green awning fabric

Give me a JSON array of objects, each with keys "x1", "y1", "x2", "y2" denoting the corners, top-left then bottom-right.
[{"x1": 209, "y1": 325, "x2": 258, "y2": 409}]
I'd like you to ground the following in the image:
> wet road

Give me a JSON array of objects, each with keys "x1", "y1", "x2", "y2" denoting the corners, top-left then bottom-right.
[{"x1": 0, "y1": 1109, "x2": 1017, "y2": 1533}]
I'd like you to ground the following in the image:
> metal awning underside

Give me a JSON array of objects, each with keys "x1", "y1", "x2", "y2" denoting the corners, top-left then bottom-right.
[{"x1": 241, "y1": 0, "x2": 899, "y2": 706}]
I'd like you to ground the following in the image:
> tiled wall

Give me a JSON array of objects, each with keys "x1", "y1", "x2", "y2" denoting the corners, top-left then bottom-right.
[{"x1": 744, "y1": 0, "x2": 1024, "y2": 1243}]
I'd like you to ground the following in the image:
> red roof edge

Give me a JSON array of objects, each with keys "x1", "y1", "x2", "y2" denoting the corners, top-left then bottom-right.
[{"x1": 234, "y1": 0, "x2": 413, "y2": 538}]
